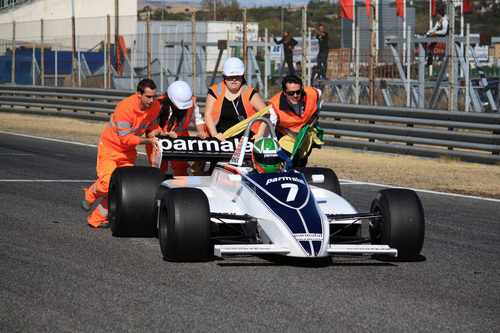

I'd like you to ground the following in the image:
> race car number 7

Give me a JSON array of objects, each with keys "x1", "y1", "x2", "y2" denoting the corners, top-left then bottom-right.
[{"x1": 281, "y1": 183, "x2": 298, "y2": 202}]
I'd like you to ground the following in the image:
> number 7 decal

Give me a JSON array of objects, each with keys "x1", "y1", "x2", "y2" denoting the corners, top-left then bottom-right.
[{"x1": 281, "y1": 183, "x2": 298, "y2": 202}]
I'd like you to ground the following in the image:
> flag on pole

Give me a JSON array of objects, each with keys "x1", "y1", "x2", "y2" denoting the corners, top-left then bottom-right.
[
  {"x1": 365, "y1": 0, "x2": 372, "y2": 18},
  {"x1": 396, "y1": 0, "x2": 405, "y2": 18},
  {"x1": 463, "y1": 0, "x2": 471, "y2": 13},
  {"x1": 431, "y1": 0, "x2": 436, "y2": 16},
  {"x1": 340, "y1": 0, "x2": 354, "y2": 19}
]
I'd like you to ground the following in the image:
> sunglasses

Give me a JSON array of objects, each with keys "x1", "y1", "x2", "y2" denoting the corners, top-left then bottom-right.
[
  {"x1": 285, "y1": 89, "x2": 303, "y2": 96},
  {"x1": 225, "y1": 76, "x2": 243, "y2": 81}
]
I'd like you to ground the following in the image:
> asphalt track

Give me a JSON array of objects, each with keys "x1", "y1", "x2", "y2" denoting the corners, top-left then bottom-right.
[{"x1": 1, "y1": 131, "x2": 499, "y2": 332}]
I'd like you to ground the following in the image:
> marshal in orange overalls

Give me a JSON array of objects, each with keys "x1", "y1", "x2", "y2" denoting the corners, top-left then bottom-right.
[{"x1": 84, "y1": 93, "x2": 161, "y2": 227}]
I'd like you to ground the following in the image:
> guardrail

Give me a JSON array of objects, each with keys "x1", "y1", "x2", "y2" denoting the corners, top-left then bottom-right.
[{"x1": 1, "y1": 85, "x2": 499, "y2": 164}]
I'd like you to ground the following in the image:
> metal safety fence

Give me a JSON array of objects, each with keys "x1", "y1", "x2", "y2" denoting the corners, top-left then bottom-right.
[{"x1": 0, "y1": 85, "x2": 498, "y2": 164}]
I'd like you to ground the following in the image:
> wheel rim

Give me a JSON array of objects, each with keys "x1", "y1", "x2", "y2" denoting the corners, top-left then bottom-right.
[{"x1": 369, "y1": 205, "x2": 383, "y2": 243}]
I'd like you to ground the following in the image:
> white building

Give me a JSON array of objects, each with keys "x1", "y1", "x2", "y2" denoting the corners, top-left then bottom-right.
[
  {"x1": 135, "y1": 20, "x2": 259, "y2": 73},
  {"x1": 0, "y1": 0, "x2": 137, "y2": 50}
]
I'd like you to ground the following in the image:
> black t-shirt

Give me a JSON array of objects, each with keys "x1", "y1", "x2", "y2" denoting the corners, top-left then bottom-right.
[
  {"x1": 317, "y1": 31, "x2": 329, "y2": 53},
  {"x1": 208, "y1": 89, "x2": 257, "y2": 134}
]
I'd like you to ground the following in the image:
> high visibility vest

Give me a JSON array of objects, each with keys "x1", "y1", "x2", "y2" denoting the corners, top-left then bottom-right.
[
  {"x1": 268, "y1": 86, "x2": 319, "y2": 138},
  {"x1": 158, "y1": 95, "x2": 196, "y2": 135},
  {"x1": 100, "y1": 94, "x2": 161, "y2": 153},
  {"x1": 208, "y1": 82, "x2": 259, "y2": 133}
]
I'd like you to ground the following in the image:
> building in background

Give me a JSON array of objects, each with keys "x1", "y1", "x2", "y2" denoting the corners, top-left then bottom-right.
[{"x1": 0, "y1": 0, "x2": 137, "y2": 51}]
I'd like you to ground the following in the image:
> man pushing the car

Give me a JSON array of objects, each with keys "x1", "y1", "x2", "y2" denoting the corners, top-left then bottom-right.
[{"x1": 82, "y1": 79, "x2": 165, "y2": 228}]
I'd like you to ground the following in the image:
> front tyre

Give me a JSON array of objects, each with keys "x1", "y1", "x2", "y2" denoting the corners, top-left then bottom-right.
[
  {"x1": 370, "y1": 189, "x2": 425, "y2": 261},
  {"x1": 158, "y1": 188, "x2": 211, "y2": 262}
]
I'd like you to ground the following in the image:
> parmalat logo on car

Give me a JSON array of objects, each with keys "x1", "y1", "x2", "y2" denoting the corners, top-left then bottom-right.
[
  {"x1": 265, "y1": 176, "x2": 306, "y2": 186},
  {"x1": 159, "y1": 137, "x2": 253, "y2": 153}
]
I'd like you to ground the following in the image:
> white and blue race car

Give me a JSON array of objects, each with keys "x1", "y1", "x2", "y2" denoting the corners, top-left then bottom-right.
[{"x1": 107, "y1": 118, "x2": 425, "y2": 262}]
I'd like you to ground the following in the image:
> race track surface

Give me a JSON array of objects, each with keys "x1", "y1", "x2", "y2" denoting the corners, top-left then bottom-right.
[{"x1": 1, "y1": 132, "x2": 499, "y2": 332}]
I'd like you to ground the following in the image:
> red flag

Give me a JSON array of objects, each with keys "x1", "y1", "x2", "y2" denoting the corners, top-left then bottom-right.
[
  {"x1": 396, "y1": 0, "x2": 405, "y2": 18},
  {"x1": 432, "y1": 0, "x2": 436, "y2": 16},
  {"x1": 340, "y1": 0, "x2": 353, "y2": 20},
  {"x1": 463, "y1": 0, "x2": 471, "y2": 13},
  {"x1": 365, "y1": 0, "x2": 372, "y2": 18}
]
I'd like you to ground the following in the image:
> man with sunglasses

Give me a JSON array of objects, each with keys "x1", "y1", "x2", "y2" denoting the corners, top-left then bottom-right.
[{"x1": 268, "y1": 75, "x2": 323, "y2": 167}]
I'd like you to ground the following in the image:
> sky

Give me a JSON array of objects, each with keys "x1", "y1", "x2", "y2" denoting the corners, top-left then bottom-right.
[{"x1": 146, "y1": 0, "x2": 311, "y2": 7}]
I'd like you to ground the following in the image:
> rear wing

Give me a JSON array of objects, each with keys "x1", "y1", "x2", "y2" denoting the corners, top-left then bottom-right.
[{"x1": 152, "y1": 136, "x2": 252, "y2": 167}]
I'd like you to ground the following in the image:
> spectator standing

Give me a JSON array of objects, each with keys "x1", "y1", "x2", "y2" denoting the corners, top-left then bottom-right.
[
  {"x1": 295, "y1": 61, "x2": 302, "y2": 76},
  {"x1": 426, "y1": 8, "x2": 449, "y2": 66},
  {"x1": 311, "y1": 24, "x2": 329, "y2": 79},
  {"x1": 272, "y1": 30, "x2": 298, "y2": 76}
]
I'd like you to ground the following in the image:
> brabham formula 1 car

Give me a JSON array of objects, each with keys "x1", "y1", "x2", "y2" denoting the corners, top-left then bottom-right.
[{"x1": 107, "y1": 118, "x2": 425, "y2": 262}]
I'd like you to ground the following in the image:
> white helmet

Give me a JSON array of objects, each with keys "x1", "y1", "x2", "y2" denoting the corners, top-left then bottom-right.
[
  {"x1": 222, "y1": 57, "x2": 245, "y2": 76},
  {"x1": 167, "y1": 80, "x2": 193, "y2": 109}
]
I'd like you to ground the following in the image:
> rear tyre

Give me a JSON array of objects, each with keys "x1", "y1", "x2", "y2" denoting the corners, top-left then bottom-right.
[
  {"x1": 158, "y1": 188, "x2": 211, "y2": 262},
  {"x1": 370, "y1": 189, "x2": 425, "y2": 261},
  {"x1": 295, "y1": 167, "x2": 341, "y2": 196},
  {"x1": 108, "y1": 166, "x2": 165, "y2": 237}
]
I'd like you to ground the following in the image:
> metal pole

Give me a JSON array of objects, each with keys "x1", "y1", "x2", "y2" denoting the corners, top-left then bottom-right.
[
  {"x1": 78, "y1": 37, "x2": 81, "y2": 87},
  {"x1": 355, "y1": 25, "x2": 360, "y2": 104},
  {"x1": 11, "y1": 21, "x2": 15, "y2": 85},
  {"x1": 243, "y1": 8, "x2": 247, "y2": 74},
  {"x1": 115, "y1": 0, "x2": 119, "y2": 72},
  {"x1": 369, "y1": 2, "x2": 375, "y2": 105},
  {"x1": 214, "y1": 0, "x2": 216, "y2": 21},
  {"x1": 130, "y1": 40, "x2": 135, "y2": 90},
  {"x1": 32, "y1": 41, "x2": 35, "y2": 86},
  {"x1": 403, "y1": 0, "x2": 406, "y2": 60},
  {"x1": 192, "y1": 12, "x2": 196, "y2": 94},
  {"x1": 352, "y1": 0, "x2": 356, "y2": 50},
  {"x1": 281, "y1": 3, "x2": 284, "y2": 36},
  {"x1": 302, "y1": 6, "x2": 307, "y2": 83},
  {"x1": 147, "y1": 12, "x2": 151, "y2": 79},
  {"x1": 41, "y1": 19, "x2": 44, "y2": 86},
  {"x1": 264, "y1": 28, "x2": 269, "y2": 99},
  {"x1": 72, "y1": 16, "x2": 77, "y2": 87},
  {"x1": 107, "y1": 14, "x2": 111, "y2": 89},
  {"x1": 55, "y1": 39, "x2": 58, "y2": 87},
  {"x1": 104, "y1": 38, "x2": 107, "y2": 88},
  {"x1": 448, "y1": 0, "x2": 455, "y2": 111},
  {"x1": 465, "y1": 24, "x2": 470, "y2": 112},
  {"x1": 406, "y1": 26, "x2": 411, "y2": 107},
  {"x1": 160, "y1": 31, "x2": 164, "y2": 92},
  {"x1": 307, "y1": 28, "x2": 312, "y2": 87}
]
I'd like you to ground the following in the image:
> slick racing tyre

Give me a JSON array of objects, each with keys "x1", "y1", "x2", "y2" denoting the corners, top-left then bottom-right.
[
  {"x1": 295, "y1": 167, "x2": 341, "y2": 196},
  {"x1": 159, "y1": 188, "x2": 211, "y2": 262},
  {"x1": 108, "y1": 166, "x2": 165, "y2": 237},
  {"x1": 369, "y1": 189, "x2": 425, "y2": 261}
]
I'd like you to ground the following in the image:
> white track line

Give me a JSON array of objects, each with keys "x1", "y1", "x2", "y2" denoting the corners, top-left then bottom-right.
[
  {"x1": 340, "y1": 179, "x2": 500, "y2": 203},
  {"x1": 1, "y1": 131, "x2": 498, "y2": 202}
]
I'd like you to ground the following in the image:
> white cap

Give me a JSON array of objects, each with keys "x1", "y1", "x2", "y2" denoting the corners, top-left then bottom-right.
[
  {"x1": 222, "y1": 57, "x2": 245, "y2": 76},
  {"x1": 167, "y1": 80, "x2": 193, "y2": 109}
]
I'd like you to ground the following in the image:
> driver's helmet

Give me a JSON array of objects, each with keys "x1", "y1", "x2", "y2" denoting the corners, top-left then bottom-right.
[{"x1": 252, "y1": 138, "x2": 281, "y2": 173}]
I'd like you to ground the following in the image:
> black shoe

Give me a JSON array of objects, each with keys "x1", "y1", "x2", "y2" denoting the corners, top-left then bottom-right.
[{"x1": 81, "y1": 199, "x2": 92, "y2": 212}]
